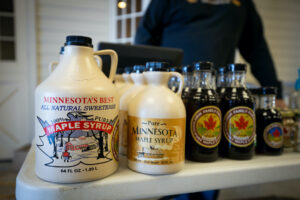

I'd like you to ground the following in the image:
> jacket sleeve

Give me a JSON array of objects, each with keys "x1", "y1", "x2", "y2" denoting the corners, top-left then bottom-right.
[
  {"x1": 238, "y1": 0, "x2": 283, "y2": 98},
  {"x1": 134, "y1": 0, "x2": 168, "y2": 45}
]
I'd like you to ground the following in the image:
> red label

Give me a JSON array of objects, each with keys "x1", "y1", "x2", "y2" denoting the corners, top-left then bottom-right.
[{"x1": 44, "y1": 121, "x2": 113, "y2": 136}]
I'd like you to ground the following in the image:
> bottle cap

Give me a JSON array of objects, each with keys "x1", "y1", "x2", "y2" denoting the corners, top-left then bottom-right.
[
  {"x1": 227, "y1": 63, "x2": 247, "y2": 72},
  {"x1": 145, "y1": 62, "x2": 169, "y2": 72},
  {"x1": 249, "y1": 88, "x2": 260, "y2": 95},
  {"x1": 124, "y1": 66, "x2": 132, "y2": 74},
  {"x1": 182, "y1": 65, "x2": 193, "y2": 73},
  {"x1": 217, "y1": 66, "x2": 226, "y2": 74},
  {"x1": 65, "y1": 35, "x2": 93, "y2": 47},
  {"x1": 60, "y1": 46, "x2": 64, "y2": 55},
  {"x1": 256, "y1": 87, "x2": 277, "y2": 95},
  {"x1": 280, "y1": 109, "x2": 294, "y2": 118},
  {"x1": 169, "y1": 66, "x2": 182, "y2": 73},
  {"x1": 133, "y1": 65, "x2": 145, "y2": 73},
  {"x1": 193, "y1": 61, "x2": 213, "y2": 71}
]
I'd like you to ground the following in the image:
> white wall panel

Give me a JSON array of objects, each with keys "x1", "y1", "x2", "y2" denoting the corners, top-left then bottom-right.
[
  {"x1": 254, "y1": 0, "x2": 300, "y2": 83},
  {"x1": 36, "y1": 0, "x2": 110, "y2": 82}
]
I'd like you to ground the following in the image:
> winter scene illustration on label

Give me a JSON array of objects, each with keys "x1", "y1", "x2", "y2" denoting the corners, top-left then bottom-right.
[
  {"x1": 263, "y1": 122, "x2": 283, "y2": 149},
  {"x1": 128, "y1": 116, "x2": 185, "y2": 165},
  {"x1": 36, "y1": 111, "x2": 119, "y2": 168},
  {"x1": 223, "y1": 106, "x2": 255, "y2": 147},
  {"x1": 190, "y1": 106, "x2": 221, "y2": 148}
]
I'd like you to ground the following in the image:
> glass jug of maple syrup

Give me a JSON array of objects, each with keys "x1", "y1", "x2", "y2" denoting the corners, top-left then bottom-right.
[
  {"x1": 185, "y1": 62, "x2": 221, "y2": 162},
  {"x1": 35, "y1": 35, "x2": 119, "y2": 183},
  {"x1": 219, "y1": 64, "x2": 255, "y2": 160},
  {"x1": 216, "y1": 66, "x2": 227, "y2": 96},
  {"x1": 181, "y1": 65, "x2": 194, "y2": 107},
  {"x1": 127, "y1": 62, "x2": 186, "y2": 175},
  {"x1": 255, "y1": 87, "x2": 283, "y2": 155}
]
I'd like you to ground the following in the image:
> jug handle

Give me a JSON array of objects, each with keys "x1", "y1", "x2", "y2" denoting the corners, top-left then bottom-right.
[
  {"x1": 170, "y1": 72, "x2": 184, "y2": 96},
  {"x1": 93, "y1": 55, "x2": 103, "y2": 70},
  {"x1": 94, "y1": 50, "x2": 118, "y2": 81},
  {"x1": 48, "y1": 61, "x2": 58, "y2": 73}
]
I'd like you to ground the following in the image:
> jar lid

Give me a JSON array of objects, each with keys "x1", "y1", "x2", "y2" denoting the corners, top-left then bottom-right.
[
  {"x1": 227, "y1": 63, "x2": 247, "y2": 72},
  {"x1": 182, "y1": 65, "x2": 193, "y2": 73},
  {"x1": 280, "y1": 109, "x2": 295, "y2": 118},
  {"x1": 124, "y1": 66, "x2": 132, "y2": 74},
  {"x1": 193, "y1": 61, "x2": 213, "y2": 71},
  {"x1": 65, "y1": 35, "x2": 93, "y2": 47},
  {"x1": 255, "y1": 87, "x2": 277, "y2": 95},
  {"x1": 145, "y1": 62, "x2": 169, "y2": 72},
  {"x1": 133, "y1": 65, "x2": 145, "y2": 73}
]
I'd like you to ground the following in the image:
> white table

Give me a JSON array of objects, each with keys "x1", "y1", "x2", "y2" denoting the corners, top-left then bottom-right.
[{"x1": 16, "y1": 146, "x2": 300, "y2": 200}]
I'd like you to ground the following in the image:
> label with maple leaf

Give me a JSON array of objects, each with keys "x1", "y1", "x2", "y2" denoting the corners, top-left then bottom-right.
[
  {"x1": 224, "y1": 106, "x2": 255, "y2": 147},
  {"x1": 263, "y1": 122, "x2": 283, "y2": 148},
  {"x1": 190, "y1": 106, "x2": 221, "y2": 148}
]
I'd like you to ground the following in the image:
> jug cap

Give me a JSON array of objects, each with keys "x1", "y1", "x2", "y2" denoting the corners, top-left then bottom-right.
[
  {"x1": 133, "y1": 65, "x2": 145, "y2": 74},
  {"x1": 227, "y1": 63, "x2": 247, "y2": 72},
  {"x1": 124, "y1": 66, "x2": 132, "y2": 74},
  {"x1": 65, "y1": 35, "x2": 93, "y2": 47},
  {"x1": 146, "y1": 62, "x2": 169, "y2": 72},
  {"x1": 169, "y1": 66, "x2": 182, "y2": 73},
  {"x1": 182, "y1": 65, "x2": 193, "y2": 73},
  {"x1": 194, "y1": 61, "x2": 213, "y2": 71},
  {"x1": 60, "y1": 46, "x2": 64, "y2": 55}
]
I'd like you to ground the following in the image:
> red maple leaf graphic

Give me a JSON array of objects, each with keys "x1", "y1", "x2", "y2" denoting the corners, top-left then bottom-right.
[
  {"x1": 234, "y1": 115, "x2": 248, "y2": 130},
  {"x1": 204, "y1": 115, "x2": 217, "y2": 130},
  {"x1": 273, "y1": 128, "x2": 281, "y2": 137}
]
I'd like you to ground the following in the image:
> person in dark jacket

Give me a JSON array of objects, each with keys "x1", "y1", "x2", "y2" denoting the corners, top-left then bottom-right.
[{"x1": 135, "y1": 0, "x2": 285, "y2": 107}]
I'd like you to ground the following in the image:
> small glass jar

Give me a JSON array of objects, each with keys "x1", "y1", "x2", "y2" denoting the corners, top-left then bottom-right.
[
  {"x1": 281, "y1": 109, "x2": 296, "y2": 152},
  {"x1": 294, "y1": 109, "x2": 300, "y2": 152}
]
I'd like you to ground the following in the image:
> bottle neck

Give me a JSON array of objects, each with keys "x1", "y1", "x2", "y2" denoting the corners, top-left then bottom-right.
[
  {"x1": 144, "y1": 72, "x2": 169, "y2": 87},
  {"x1": 183, "y1": 72, "x2": 193, "y2": 88},
  {"x1": 193, "y1": 71, "x2": 212, "y2": 89},
  {"x1": 217, "y1": 73, "x2": 226, "y2": 88},
  {"x1": 226, "y1": 71, "x2": 246, "y2": 88},
  {"x1": 130, "y1": 73, "x2": 145, "y2": 85},
  {"x1": 259, "y1": 95, "x2": 276, "y2": 109}
]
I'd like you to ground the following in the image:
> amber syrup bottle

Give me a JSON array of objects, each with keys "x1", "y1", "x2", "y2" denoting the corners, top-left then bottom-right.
[
  {"x1": 181, "y1": 65, "x2": 194, "y2": 107},
  {"x1": 256, "y1": 87, "x2": 283, "y2": 155},
  {"x1": 216, "y1": 66, "x2": 227, "y2": 97},
  {"x1": 185, "y1": 62, "x2": 221, "y2": 162},
  {"x1": 220, "y1": 64, "x2": 255, "y2": 160}
]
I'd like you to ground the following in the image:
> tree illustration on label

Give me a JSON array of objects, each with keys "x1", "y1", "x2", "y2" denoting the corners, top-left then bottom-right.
[
  {"x1": 36, "y1": 111, "x2": 118, "y2": 167},
  {"x1": 234, "y1": 115, "x2": 248, "y2": 130},
  {"x1": 204, "y1": 115, "x2": 217, "y2": 130},
  {"x1": 273, "y1": 128, "x2": 280, "y2": 137}
]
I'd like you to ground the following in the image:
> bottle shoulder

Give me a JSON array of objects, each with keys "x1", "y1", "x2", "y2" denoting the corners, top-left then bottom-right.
[{"x1": 128, "y1": 86, "x2": 186, "y2": 118}]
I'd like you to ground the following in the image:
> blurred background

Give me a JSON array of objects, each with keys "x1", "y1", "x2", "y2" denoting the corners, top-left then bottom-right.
[{"x1": 0, "y1": 0, "x2": 300, "y2": 199}]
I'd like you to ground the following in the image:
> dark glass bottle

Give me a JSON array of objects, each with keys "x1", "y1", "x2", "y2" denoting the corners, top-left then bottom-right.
[
  {"x1": 256, "y1": 87, "x2": 283, "y2": 155},
  {"x1": 216, "y1": 66, "x2": 227, "y2": 96},
  {"x1": 185, "y1": 62, "x2": 221, "y2": 162},
  {"x1": 219, "y1": 64, "x2": 255, "y2": 160},
  {"x1": 181, "y1": 65, "x2": 194, "y2": 107}
]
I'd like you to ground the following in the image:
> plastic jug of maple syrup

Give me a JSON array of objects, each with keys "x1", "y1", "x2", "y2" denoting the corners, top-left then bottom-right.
[
  {"x1": 119, "y1": 65, "x2": 146, "y2": 155},
  {"x1": 49, "y1": 46, "x2": 102, "y2": 73},
  {"x1": 118, "y1": 67, "x2": 134, "y2": 96},
  {"x1": 35, "y1": 35, "x2": 119, "y2": 183},
  {"x1": 127, "y1": 62, "x2": 186, "y2": 175}
]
